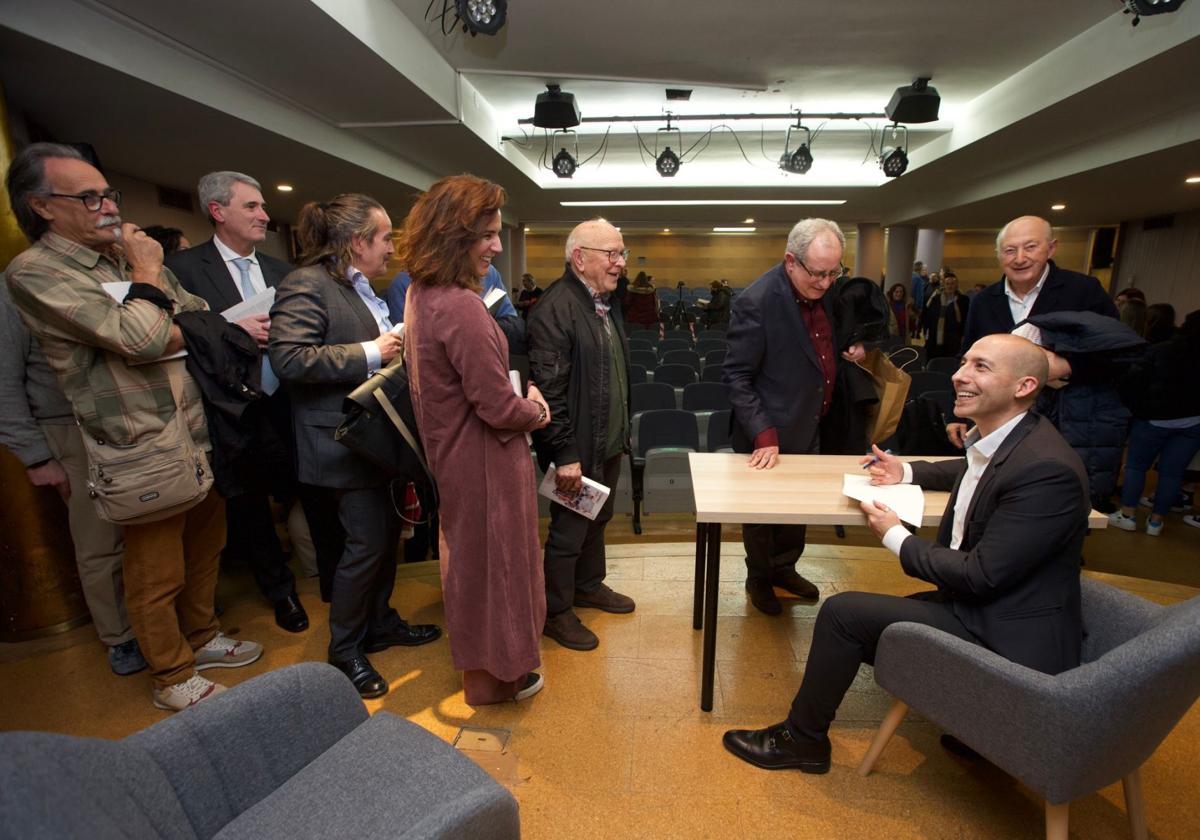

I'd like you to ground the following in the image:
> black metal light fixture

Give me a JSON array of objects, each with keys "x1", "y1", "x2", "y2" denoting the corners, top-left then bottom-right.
[
  {"x1": 779, "y1": 120, "x2": 813, "y2": 174},
  {"x1": 1122, "y1": 0, "x2": 1187, "y2": 26},
  {"x1": 655, "y1": 147, "x2": 680, "y2": 177},
  {"x1": 454, "y1": 0, "x2": 507, "y2": 35},
  {"x1": 550, "y1": 130, "x2": 578, "y2": 179},
  {"x1": 879, "y1": 125, "x2": 909, "y2": 178}
]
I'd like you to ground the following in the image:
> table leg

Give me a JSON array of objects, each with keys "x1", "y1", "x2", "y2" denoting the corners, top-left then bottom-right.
[
  {"x1": 693, "y1": 523, "x2": 706, "y2": 630},
  {"x1": 700, "y1": 522, "x2": 722, "y2": 712}
]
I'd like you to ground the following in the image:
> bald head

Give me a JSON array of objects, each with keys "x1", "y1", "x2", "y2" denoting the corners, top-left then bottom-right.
[
  {"x1": 565, "y1": 218, "x2": 626, "y2": 294},
  {"x1": 985, "y1": 333, "x2": 1049, "y2": 394},
  {"x1": 953, "y1": 334, "x2": 1048, "y2": 435},
  {"x1": 565, "y1": 219, "x2": 621, "y2": 261},
  {"x1": 996, "y1": 216, "x2": 1053, "y2": 252}
]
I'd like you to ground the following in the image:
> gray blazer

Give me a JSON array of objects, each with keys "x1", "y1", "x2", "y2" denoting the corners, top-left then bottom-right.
[{"x1": 268, "y1": 264, "x2": 385, "y2": 489}]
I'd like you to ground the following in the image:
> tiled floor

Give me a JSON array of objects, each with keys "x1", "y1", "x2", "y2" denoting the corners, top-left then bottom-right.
[{"x1": 2, "y1": 532, "x2": 1198, "y2": 838}]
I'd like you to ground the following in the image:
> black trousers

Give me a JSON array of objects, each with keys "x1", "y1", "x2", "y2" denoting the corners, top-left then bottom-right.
[
  {"x1": 543, "y1": 455, "x2": 623, "y2": 618},
  {"x1": 743, "y1": 523, "x2": 808, "y2": 582},
  {"x1": 298, "y1": 483, "x2": 346, "y2": 602},
  {"x1": 787, "y1": 590, "x2": 977, "y2": 740},
  {"x1": 327, "y1": 484, "x2": 402, "y2": 661},
  {"x1": 223, "y1": 492, "x2": 295, "y2": 604}
]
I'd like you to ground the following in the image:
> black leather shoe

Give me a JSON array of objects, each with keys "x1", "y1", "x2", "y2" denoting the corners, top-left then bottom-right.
[
  {"x1": 363, "y1": 621, "x2": 441, "y2": 653},
  {"x1": 745, "y1": 578, "x2": 781, "y2": 616},
  {"x1": 273, "y1": 593, "x2": 309, "y2": 633},
  {"x1": 771, "y1": 569, "x2": 820, "y2": 601},
  {"x1": 329, "y1": 655, "x2": 388, "y2": 699},
  {"x1": 723, "y1": 722, "x2": 830, "y2": 773}
]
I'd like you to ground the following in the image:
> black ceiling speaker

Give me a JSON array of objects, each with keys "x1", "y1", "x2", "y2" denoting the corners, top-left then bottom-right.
[
  {"x1": 532, "y1": 84, "x2": 581, "y2": 129},
  {"x1": 885, "y1": 77, "x2": 941, "y2": 124}
]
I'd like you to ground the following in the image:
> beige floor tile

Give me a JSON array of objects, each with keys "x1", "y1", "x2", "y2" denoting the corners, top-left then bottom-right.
[{"x1": 636, "y1": 613, "x2": 796, "y2": 666}]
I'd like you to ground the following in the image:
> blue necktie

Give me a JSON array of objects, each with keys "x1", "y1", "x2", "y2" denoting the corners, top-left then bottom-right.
[
  {"x1": 232, "y1": 257, "x2": 256, "y2": 300},
  {"x1": 231, "y1": 257, "x2": 278, "y2": 395}
]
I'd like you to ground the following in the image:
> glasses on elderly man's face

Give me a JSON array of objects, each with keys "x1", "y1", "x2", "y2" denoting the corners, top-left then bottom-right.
[
  {"x1": 578, "y1": 246, "x2": 630, "y2": 263},
  {"x1": 793, "y1": 255, "x2": 843, "y2": 282},
  {"x1": 46, "y1": 189, "x2": 122, "y2": 212}
]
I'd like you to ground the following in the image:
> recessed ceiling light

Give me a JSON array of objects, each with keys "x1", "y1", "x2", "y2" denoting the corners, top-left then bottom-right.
[
  {"x1": 1051, "y1": 203, "x2": 1066, "y2": 211},
  {"x1": 524, "y1": 227, "x2": 531, "y2": 233},
  {"x1": 743, "y1": 217, "x2": 755, "y2": 224},
  {"x1": 1186, "y1": 176, "x2": 1200, "y2": 184},
  {"x1": 560, "y1": 199, "x2": 845, "y2": 207},
  {"x1": 662, "y1": 228, "x2": 671, "y2": 233},
  {"x1": 713, "y1": 227, "x2": 756, "y2": 233},
  {"x1": 276, "y1": 184, "x2": 293, "y2": 192}
]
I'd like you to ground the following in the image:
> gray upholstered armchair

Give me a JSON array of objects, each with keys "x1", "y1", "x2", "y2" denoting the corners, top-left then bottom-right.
[
  {"x1": 0, "y1": 662, "x2": 520, "y2": 840},
  {"x1": 857, "y1": 576, "x2": 1200, "y2": 840}
]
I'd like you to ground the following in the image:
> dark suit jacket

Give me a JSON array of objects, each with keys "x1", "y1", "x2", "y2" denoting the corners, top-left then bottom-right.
[
  {"x1": 166, "y1": 238, "x2": 292, "y2": 313},
  {"x1": 268, "y1": 264, "x2": 387, "y2": 490},
  {"x1": 902, "y1": 412, "x2": 1089, "y2": 675},
  {"x1": 724, "y1": 262, "x2": 835, "y2": 454},
  {"x1": 958, "y1": 260, "x2": 1117, "y2": 356}
]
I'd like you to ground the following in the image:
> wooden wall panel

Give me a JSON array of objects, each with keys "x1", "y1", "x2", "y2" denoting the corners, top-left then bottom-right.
[{"x1": 525, "y1": 231, "x2": 858, "y2": 289}]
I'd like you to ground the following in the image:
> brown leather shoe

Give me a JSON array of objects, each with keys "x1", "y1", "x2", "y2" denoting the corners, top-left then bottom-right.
[
  {"x1": 771, "y1": 569, "x2": 820, "y2": 600},
  {"x1": 573, "y1": 583, "x2": 636, "y2": 614},
  {"x1": 543, "y1": 611, "x2": 599, "y2": 651}
]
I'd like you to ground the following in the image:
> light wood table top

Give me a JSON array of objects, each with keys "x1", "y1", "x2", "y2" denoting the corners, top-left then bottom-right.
[{"x1": 687, "y1": 452, "x2": 1108, "y2": 529}]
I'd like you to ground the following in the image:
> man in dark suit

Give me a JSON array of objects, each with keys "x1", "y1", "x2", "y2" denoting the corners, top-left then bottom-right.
[
  {"x1": 948, "y1": 215, "x2": 1118, "y2": 447},
  {"x1": 166, "y1": 171, "x2": 323, "y2": 633},
  {"x1": 724, "y1": 334, "x2": 1089, "y2": 774},
  {"x1": 724, "y1": 219, "x2": 865, "y2": 616},
  {"x1": 269, "y1": 194, "x2": 439, "y2": 698}
]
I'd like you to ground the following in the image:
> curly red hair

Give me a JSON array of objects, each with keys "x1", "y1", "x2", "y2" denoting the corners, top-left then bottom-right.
[{"x1": 399, "y1": 174, "x2": 507, "y2": 291}]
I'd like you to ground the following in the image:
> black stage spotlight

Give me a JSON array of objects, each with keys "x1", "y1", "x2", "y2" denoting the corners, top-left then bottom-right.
[
  {"x1": 656, "y1": 147, "x2": 681, "y2": 177},
  {"x1": 455, "y1": 0, "x2": 507, "y2": 36},
  {"x1": 552, "y1": 148, "x2": 577, "y2": 178},
  {"x1": 779, "y1": 122, "x2": 813, "y2": 174},
  {"x1": 880, "y1": 147, "x2": 908, "y2": 177},
  {"x1": 1123, "y1": 0, "x2": 1187, "y2": 25}
]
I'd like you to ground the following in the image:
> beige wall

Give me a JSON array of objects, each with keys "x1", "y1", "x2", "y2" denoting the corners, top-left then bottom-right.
[{"x1": 525, "y1": 230, "x2": 859, "y2": 288}]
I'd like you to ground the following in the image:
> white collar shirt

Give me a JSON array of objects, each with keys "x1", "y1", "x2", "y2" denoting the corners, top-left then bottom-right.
[
  {"x1": 348, "y1": 266, "x2": 393, "y2": 375},
  {"x1": 213, "y1": 234, "x2": 267, "y2": 300},
  {"x1": 1004, "y1": 264, "x2": 1049, "y2": 326}
]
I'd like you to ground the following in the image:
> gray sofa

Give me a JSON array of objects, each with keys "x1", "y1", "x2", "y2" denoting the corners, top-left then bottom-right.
[{"x1": 0, "y1": 662, "x2": 520, "y2": 840}]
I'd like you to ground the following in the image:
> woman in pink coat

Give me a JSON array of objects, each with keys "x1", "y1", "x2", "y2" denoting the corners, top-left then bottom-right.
[{"x1": 401, "y1": 174, "x2": 551, "y2": 705}]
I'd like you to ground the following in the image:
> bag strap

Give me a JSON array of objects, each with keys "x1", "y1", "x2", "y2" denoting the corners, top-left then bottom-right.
[
  {"x1": 372, "y1": 388, "x2": 433, "y2": 483},
  {"x1": 887, "y1": 346, "x2": 921, "y2": 371}
]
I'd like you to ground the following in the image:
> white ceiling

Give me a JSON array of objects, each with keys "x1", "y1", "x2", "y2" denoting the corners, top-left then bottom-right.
[{"x1": 1, "y1": 0, "x2": 1198, "y2": 232}]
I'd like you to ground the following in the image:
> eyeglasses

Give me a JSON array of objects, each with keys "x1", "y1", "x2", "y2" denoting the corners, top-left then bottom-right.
[
  {"x1": 45, "y1": 189, "x2": 122, "y2": 212},
  {"x1": 578, "y1": 246, "x2": 630, "y2": 263},
  {"x1": 792, "y1": 255, "x2": 843, "y2": 281}
]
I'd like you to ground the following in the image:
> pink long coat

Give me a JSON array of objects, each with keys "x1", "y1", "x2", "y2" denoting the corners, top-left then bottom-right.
[{"x1": 405, "y1": 284, "x2": 546, "y2": 682}]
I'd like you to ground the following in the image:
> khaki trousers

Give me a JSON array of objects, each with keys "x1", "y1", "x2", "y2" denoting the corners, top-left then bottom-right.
[
  {"x1": 40, "y1": 422, "x2": 133, "y2": 647},
  {"x1": 122, "y1": 489, "x2": 225, "y2": 688}
]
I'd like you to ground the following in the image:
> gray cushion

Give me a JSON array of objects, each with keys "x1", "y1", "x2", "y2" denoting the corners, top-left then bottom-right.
[
  {"x1": 0, "y1": 732, "x2": 195, "y2": 840},
  {"x1": 212, "y1": 712, "x2": 519, "y2": 840}
]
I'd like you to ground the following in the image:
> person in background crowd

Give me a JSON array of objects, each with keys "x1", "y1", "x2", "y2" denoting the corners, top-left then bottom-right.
[
  {"x1": 1114, "y1": 287, "x2": 1146, "y2": 312},
  {"x1": 142, "y1": 225, "x2": 190, "y2": 257},
  {"x1": 698, "y1": 278, "x2": 731, "y2": 330},
  {"x1": 0, "y1": 276, "x2": 145, "y2": 676},
  {"x1": 886, "y1": 282, "x2": 908, "y2": 342},
  {"x1": 622, "y1": 270, "x2": 660, "y2": 331},
  {"x1": 922, "y1": 271, "x2": 970, "y2": 358},
  {"x1": 910, "y1": 261, "x2": 929, "y2": 317},
  {"x1": 1143, "y1": 303, "x2": 1176, "y2": 344},
  {"x1": 167, "y1": 170, "x2": 314, "y2": 632},
  {"x1": 402, "y1": 174, "x2": 551, "y2": 704},
  {"x1": 528, "y1": 219, "x2": 636, "y2": 651},
  {"x1": 269, "y1": 193, "x2": 441, "y2": 699},
  {"x1": 516, "y1": 272, "x2": 543, "y2": 319},
  {"x1": 1112, "y1": 309, "x2": 1200, "y2": 537},
  {"x1": 724, "y1": 218, "x2": 866, "y2": 616},
  {"x1": 948, "y1": 215, "x2": 1117, "y2": 449},
  {"x1": 5, "y1": 142, "x2": 261, "y2": 711},
  {"x1": 1119, "y1": 298, "x2": 1147, "y2": 337}
]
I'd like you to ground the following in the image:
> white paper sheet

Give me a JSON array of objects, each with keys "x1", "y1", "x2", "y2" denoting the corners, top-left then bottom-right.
[
  {"x1": 509, "y1": 370, "x2": 532, "y2": 445},
  {"x1": 841, "y1": 473, "x2": 926, "y2": 527},
  {"x1": 221, "y1": 289, "x2": 278, "y2": 394}
]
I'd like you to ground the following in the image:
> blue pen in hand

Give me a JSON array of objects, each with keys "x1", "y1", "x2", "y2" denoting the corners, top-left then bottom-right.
[{"x1": 861, "y1": 448, "x2": 893, "y2": 469}]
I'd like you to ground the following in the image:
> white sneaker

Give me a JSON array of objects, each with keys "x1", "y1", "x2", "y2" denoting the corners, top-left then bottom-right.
[
  {"x1": 1184, "y1": 514, "x2": 1200, "y2": 529},
  {"x1": 153, "y1": 674, "x2": 226, "y2": 711},
  {"x1": 1108, "y1": 512, "x2": 1137, "y2": 532},
  {"x1": 1146, "y1": 519, "x2": 1164, "y2": 537},
  {"x1": 194, "y1": 632, "x2": 263, "y2": 671}
]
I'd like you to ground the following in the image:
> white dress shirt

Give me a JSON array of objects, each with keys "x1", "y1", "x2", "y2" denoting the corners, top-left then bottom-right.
[
  {"x1": 881, "y1": 411, "x2": 1029, "y2": 556},
  {"x1": 348, "y1": 267, "x2": 393, "y2": 374},
  {"x1": 1004, "y1": 264, "x2": 1049, "y2": 325},
  {"x1": 212, "y1": 234, "x2": 267, "y2": 299}
]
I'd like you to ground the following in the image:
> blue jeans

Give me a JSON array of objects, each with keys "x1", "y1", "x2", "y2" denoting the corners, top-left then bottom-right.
[{"x1": 1120, "y1": 419, "x2": 1200, "y2": 517}]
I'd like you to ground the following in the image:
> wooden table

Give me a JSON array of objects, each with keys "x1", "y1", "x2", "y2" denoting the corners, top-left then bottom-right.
[{"x1": 687, "y1": 452, "x2": 1108, "y2": 711}]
